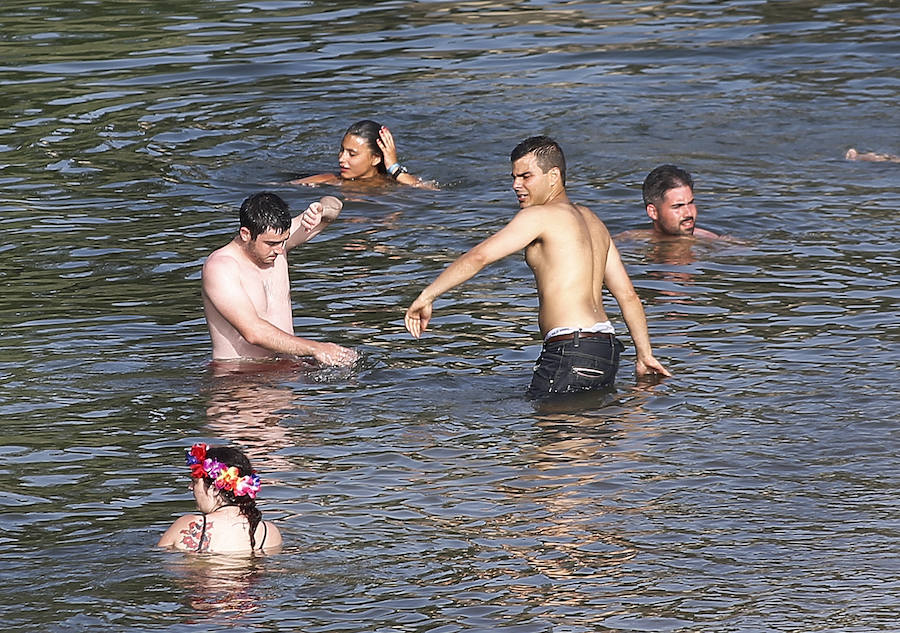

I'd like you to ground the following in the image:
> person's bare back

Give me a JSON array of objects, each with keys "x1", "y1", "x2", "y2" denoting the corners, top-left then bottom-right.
[{"x1": 524, "y1": 199, "x2": 612, "y2": 336}]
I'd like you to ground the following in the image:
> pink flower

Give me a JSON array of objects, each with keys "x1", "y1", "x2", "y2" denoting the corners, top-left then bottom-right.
[{"x1": 234, "y1": 473, "x2": 261, "y2": 499}]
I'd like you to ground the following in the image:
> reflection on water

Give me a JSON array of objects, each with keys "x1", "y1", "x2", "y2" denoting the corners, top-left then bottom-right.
[
  {"x1": 502, "y1": 410, "x2": 641, "y2": 589},
  {"x1": 203, "y1": 368, "x2": 301, "y2": 471},
  {"x1": 616, "y1": 235, "x2": 739, "y2": 311},
  {"x1": 165, "y1": 555, "x2": 267, "y2": 618},
  {"x1": 2, "y1": 0, "x2": 899, "y2": 631}
]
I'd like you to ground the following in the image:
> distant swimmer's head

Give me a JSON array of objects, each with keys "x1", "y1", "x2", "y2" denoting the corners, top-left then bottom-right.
[
  {"x1": 339, "y1": 120, "x2": 386, "y2": 180},
  {"x1": 642, "y1": 165, "x2": 697, "y2": 237},
  {"x1": 510, "y1": 136, "x2": 566, "y2": 208}
]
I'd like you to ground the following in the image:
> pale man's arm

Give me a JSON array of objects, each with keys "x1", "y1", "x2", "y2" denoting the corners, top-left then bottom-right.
[
  {"x1": 202, "y1": 255, "x2": 355, "y2": 365},
  {"x1": 285, "y1": 196, "x2": 343, "y2": 252}
]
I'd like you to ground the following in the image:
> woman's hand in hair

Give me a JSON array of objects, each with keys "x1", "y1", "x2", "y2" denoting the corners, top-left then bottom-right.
[{"x1": 377, "y1": 126, "x2": 399, "y2": 168}]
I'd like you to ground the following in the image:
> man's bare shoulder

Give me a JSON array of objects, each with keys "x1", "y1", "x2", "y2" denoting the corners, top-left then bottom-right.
[
  {"x1": 529, "y1": 198, "x2": 591, "y2": 218},
  {"x1": 511, "y1": 197, "x2": 603, "y2": 232},
  {"x1": 693, "y1": 227, "x2": 721, "y2": 239},
  {"x1": 512, "y1": 199, "x2": 577, "y2": 228},
  {"x1": 613, "y1": 228, "x2": 654, "y2": 242},
  {"x1": 573, "y1": 202, "x2": 605, "y2": 221},
  {"x1": 202, "y1": 243, "x2": 242, "y2": 277},
  {"x1": 572, "y1": 203, "x2": 611, "y2": 235},
  {"x1": 614, "y1": 227, "x2": 724, "y2": 242}
]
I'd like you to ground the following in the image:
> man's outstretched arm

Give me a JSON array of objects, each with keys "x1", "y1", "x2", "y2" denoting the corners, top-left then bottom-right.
[{"x1": 405, "y1": 207, "x2": 544, "y2": 338}]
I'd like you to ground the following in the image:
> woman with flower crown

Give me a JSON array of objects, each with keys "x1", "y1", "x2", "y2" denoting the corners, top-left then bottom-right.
[{"x1": 158, "y1": 444, "x2": 282, "y2": 554}]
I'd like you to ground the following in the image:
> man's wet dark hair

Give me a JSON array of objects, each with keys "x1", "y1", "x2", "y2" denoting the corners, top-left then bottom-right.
[
  {"x1": 510, "y1": 135, "x2": 566, "y2": 185},
  {"x1": 344, "y1": 119, "x2": 387, "y2": 174},
  {"x1": 642, "y1": 165, "x2": 694, "y2": 207},
  {"x1": 239, "y1": 192, "x2": 292, "y2": 239},
  {"x1": 200, "y1": 446, "x2": 264, "y2": 549}
]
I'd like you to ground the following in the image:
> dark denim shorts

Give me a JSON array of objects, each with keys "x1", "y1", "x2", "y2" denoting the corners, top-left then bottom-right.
[{"x1": 526, "y1": 332, "x2": 625, "y2": 398}]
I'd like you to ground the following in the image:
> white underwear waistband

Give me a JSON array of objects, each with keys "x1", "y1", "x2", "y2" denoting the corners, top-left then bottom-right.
[{"x1": 544, "y1": 321, "x2": 615, "y2": 342}]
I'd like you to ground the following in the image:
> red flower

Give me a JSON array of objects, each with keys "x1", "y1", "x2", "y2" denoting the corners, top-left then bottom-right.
[{"x1": 189, "y1": 444, "x2": 207, "y2": 462}]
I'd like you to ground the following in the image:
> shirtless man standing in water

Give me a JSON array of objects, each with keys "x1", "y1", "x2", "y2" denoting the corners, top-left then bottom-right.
[
  {"x1": 202, "y1": 192, "x2": 357, "y2": 366},
  {"x1": 405, "y1": 136, "x2": 669, "y2": 397}
]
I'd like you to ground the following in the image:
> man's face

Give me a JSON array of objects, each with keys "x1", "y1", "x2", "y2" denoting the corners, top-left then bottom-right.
[
  {"x1": 242, "y1": 227, "x2": 289, "y2": 267},
  {"x1": 338, "y1": 133, "x2": 381, "y2": 180},
  {"x1": 647, "y1": 185, "x2": 697, "y2": 236},
  {"x1": 511, "y1": 153, "x2": 553, "y2": 208}
]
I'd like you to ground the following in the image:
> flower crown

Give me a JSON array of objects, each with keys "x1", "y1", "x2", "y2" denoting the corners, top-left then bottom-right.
[{"x1": 185, "y1": 444, "x2": 261, "y2": 499}]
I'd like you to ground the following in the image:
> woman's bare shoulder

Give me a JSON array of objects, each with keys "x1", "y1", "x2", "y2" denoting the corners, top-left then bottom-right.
[
  {"x1": 288, "y1": 173, "x2": 341, "y2": 185},
  {"x1": 260, "y1": 520, "x2": 283, "y2": 551},
  {"x1": 157, "y1": 513, "x2": 204, "y2": 548}
]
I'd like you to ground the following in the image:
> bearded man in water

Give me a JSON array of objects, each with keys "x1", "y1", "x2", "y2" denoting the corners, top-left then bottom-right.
[{"x1": 635, "y1": 164, "x2": 719, "y2": 239}]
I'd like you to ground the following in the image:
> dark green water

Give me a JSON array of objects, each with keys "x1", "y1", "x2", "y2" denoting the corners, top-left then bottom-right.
[{"x1": 1, "y1": 1, "x2": 898, "y2": 631}]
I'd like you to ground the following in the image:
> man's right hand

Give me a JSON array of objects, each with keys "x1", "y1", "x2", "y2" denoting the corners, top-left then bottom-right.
[
  {"x1": 311, "y1": 342, "x2": 358, "y2": 367},
  {"x1": 635, "y1": 354, "x2": 671, "y2": 378},
  {"x1": 404, "y1": 298, "x2": 433, "y2": 338}
]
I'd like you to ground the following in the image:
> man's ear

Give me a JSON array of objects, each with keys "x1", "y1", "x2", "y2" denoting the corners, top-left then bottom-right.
[
  {"x1": 239, "y1": 226, "x2": 253, "y2": 243},
  {"x1": 548, "y1": 166, "x2": 561, "y2": 187},
  {"x1": 646, "y1": 203, "x2": 658, "y2": 221}
]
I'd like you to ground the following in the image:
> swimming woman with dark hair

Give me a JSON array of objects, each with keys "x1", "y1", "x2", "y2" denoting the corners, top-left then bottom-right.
[
  {"x1": 290, "y1": 120, "x2": 434, "y2": 188},
  {"x1": 158, "y1": 444, "x2": 282, "y2": 554}
]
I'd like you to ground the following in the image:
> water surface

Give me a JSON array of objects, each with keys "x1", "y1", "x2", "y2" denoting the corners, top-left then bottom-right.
[{"x1": 1, "y1": 1, "x2": 898, "y2": 631}]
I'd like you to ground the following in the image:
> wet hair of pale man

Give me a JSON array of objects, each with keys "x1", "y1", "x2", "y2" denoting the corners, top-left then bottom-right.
[
  {"x1": 642, "y1": 164, "x2": 694, "y2": 207},
  {"x1": 239, "y1": 192, "x2": 292, "y2": 239},
  {"x1": 510, "y1": 135, "x2": 566, "y2": 185},
  {"x1": 344, "y1": 119, "x2": 387, "y2": 174}
]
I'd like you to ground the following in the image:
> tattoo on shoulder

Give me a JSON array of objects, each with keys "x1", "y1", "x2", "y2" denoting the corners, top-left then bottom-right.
[{"x1": 179, "y1": 518, "x2": 212, "y2": 552}]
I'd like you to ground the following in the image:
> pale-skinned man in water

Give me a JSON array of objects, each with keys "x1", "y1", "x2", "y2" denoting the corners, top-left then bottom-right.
[
  {"x1": 202, "y1": 192, "x2": 357, "y2": 366},
  {"x1": 404, "y1": 136, "x2": 670, "y2": 399}
]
